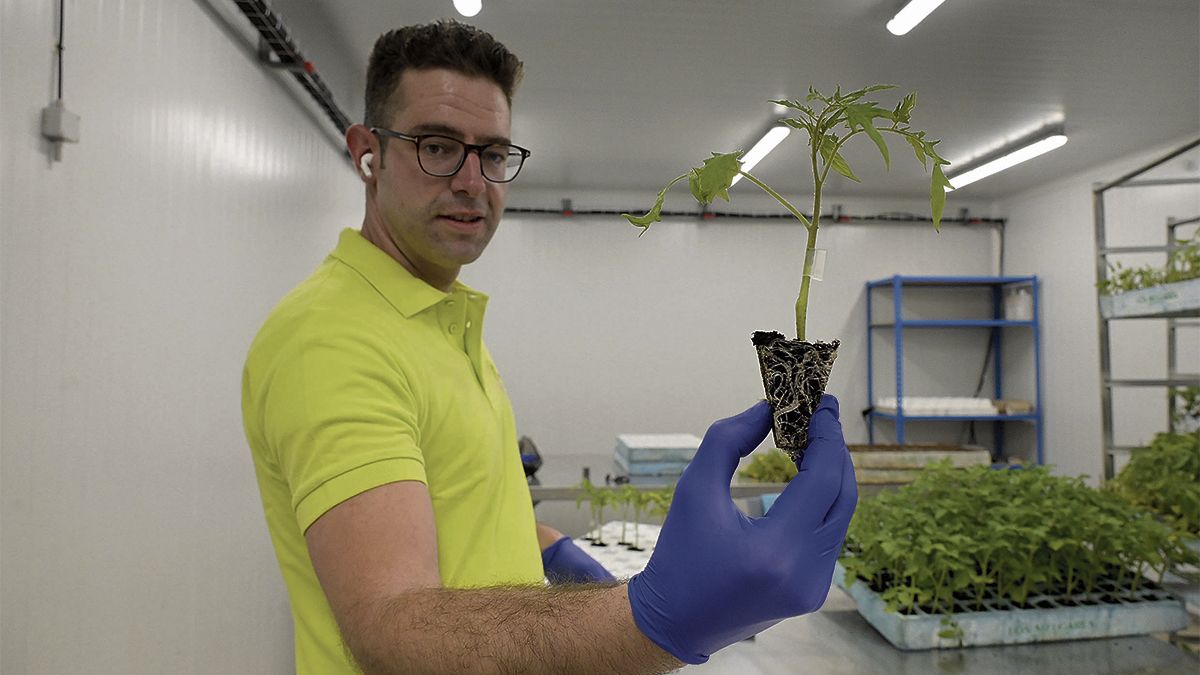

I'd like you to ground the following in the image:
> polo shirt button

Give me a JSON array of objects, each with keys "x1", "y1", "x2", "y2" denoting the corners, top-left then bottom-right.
[
  {"x1": 449, "y1": 323, "x2": 459, "y2": 334},
  {"x1": 466, "y1": 321, "x2": 472, "y2": 329}
]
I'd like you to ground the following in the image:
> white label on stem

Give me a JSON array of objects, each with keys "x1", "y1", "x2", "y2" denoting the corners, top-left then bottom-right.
[{"x1": 805, "y1": 249, "x2": 827, "y2": 281}]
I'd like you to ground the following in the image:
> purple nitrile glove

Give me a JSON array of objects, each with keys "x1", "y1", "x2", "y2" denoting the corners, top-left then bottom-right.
[
  {"x1": 626, "y1": 395, "x2": 857, "y2": 664},
  {"x1": 541, "y1": 536, "x2": 617, "y2": 584}
]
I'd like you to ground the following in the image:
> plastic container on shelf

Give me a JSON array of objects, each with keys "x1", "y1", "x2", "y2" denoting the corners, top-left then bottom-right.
[{"x1": 1004, "y1": 286, "x2": 1034, "y2": 321}]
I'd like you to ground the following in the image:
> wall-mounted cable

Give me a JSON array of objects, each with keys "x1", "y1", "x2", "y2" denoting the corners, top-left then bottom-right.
[
  {"x1": 231, "y1": 0, "x2": 352, "y2": 135},
  {"x1": 40, "y1": 0, "x2": 81, "y2": 162},
  {"x1": 56, "y1": 0, "x2": 64, "y2": 101},
  {"x1": 505, "y1": 204, "x2": 1005, "y2": 228}
]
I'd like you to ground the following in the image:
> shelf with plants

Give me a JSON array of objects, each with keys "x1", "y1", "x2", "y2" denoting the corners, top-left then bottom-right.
[
  {"x1": 1097, "y1": 223, "x2": 1200, "y2": 320},
  {"x1": 865, "y1": 275, "x2": 1044, "y2": 463},
  {"x1": 1094, "y1": 139, "x2": 1200, "y2": 478},
  {"x1": 835, "y1": 462, "x2": 1197, "y2": 649}
]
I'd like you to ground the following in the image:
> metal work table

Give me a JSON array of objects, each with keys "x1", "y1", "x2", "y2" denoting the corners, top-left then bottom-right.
[{"x1": 529, "y1": 453, "x2": 1197, "y2": 673}]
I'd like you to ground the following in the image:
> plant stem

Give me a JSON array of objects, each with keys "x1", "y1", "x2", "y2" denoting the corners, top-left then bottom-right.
[
  {"x1": 795, "y1": 145, "x2": 825, "y2": 342},
  {"x1": 737, "y1": 170, "x2": 811, "y2": 229},
  {"x1": 738, "y1": 169, "x2": 816, "y2": 340},
  {"x1": 796, "y1": 209, "x2": 820, "y2": 342}
]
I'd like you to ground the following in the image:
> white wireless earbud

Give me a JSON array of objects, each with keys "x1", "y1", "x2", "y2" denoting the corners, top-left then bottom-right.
[{"x1": 359, "y1": 153, "x2": 374, "y2": 178}]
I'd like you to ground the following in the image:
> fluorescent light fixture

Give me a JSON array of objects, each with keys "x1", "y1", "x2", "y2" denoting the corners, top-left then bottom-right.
[
  {"x1": 453, "y1": 0, "x2": 481, "y2": 18},
  {"x1": 887, "y1": 0, "x2": 947, "y2": 36},
  {"x1": 731, "y1": 126, "x2": 791, "y2": 186},
  {"x1": 947, "y1": 126, "x2": 1068, "y2": 190}
]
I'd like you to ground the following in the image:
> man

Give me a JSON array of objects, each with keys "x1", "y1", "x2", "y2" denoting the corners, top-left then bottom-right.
[{"x1": 242, "y1": 19, "x2": 856, "y2": 675}]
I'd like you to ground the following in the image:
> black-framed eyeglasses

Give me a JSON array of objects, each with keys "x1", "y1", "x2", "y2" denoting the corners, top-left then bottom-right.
[{"x1": 370, "y1": 128, "x2": 531, "y2": 183}]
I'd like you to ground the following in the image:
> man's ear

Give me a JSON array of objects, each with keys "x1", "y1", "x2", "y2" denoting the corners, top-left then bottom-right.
[{"x1": 345, "y1": 124, "x2": 378, "y2": 181}]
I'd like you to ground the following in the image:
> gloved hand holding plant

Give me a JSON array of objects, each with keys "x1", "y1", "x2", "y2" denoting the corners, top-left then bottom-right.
[{"x1": 626, "y1": 395, "x2": 857, "y2": 664}]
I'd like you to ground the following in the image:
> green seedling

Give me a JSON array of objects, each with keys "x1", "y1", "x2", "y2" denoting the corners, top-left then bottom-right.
[
  {"x1": 630, "y1": 489, "x2": 657, "y2": 551},
  {"x1": 1107, "y1": 431, "x2": 1200, "y2": 535},
  {"x1": 840, "y1": 462, "x2": 1199, "y2": 618},
  {"x1": 937, "y1": 616, "x2": 965, "y2": 646},
  {"x1": 624, "y1": 85, "x2": 951, "y2": 341},
  {"x1": 575, "y1": 478, "x2": 599, "y2": 542},
  {"x1": 574, "y1": 480, "x2": 615, "y2": 545},
  {"x1": 591, "y1": 487, "x2": 614, "y2": 546},
  {"x1": 738, "y1": 448, "x2": 800, "y2": 484},
  {"x1": 1171, "y1": 386, "x2": 1200, "y2": 429},
  {"x1": 575, "y1": 483, "x2": 676, "y2": 551},
  {"x1": 618, "y1": 485, "x2": 639, "y2": 546},
  {"x1": 1098, "y1": 230, "x2": 1200, "y2": 296}
]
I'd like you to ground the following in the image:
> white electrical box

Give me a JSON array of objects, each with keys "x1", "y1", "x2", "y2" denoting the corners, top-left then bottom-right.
[{"x1": 41, "y1": 101, "x2": 80, "y2": 143}]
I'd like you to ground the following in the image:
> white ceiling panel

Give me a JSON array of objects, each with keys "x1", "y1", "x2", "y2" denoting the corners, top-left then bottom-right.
[{"x1": 305, "y1": 0, "x2": 1199, "y2": 201}]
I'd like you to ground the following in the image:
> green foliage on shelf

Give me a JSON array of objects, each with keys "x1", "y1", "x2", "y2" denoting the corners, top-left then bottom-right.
[
  {"x1": 840, "y1": 462, "x2": 1199, "y2": 616},
  {"x1": 1172, "y1": 386, "x2": 1200, "y2": 429},
  {"x1": 1107, "y1": 431, "x2": 1200, "y2": 535},
  {"x1": 737, "y1": 448, "x2": 799, "y2": 483},
  {"x1": 1098, "y1": 230, "x2": 1200, "y2": 296}
]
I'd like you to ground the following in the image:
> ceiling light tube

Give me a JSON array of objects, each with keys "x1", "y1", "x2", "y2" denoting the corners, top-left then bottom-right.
[
  {"x1": 731, "y1": 126, "x2": 791, "y2": 186},
  {"x1": 887, "y1": 0, "x2": 947, "y2": 36},
  {"x1": 946, "y1": 125, "x2": 1068, "y2": 190}
]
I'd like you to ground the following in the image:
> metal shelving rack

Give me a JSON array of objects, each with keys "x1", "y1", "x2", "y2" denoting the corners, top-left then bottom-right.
[
  {"x1": 1093, "y1": 138, "x2": 1200, "y2": 479},
  {"x1": 866, "y1": 275, "x2": 1044, "y2": 463}
]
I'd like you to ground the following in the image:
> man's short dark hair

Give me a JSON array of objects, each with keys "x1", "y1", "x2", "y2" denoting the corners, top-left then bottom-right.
[{"x1": 364, "y1": 19, "x2": 524, "y2": 128}]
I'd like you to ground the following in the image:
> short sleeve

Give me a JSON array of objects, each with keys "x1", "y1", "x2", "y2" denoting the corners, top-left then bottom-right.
[{"x1": 260, "y1": 327, "x2": 427, "y2": 533}]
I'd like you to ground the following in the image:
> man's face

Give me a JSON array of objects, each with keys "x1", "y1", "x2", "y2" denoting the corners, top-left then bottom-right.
[{"x1": 373, "y1": 68, "x2": 512, "y2": 287}]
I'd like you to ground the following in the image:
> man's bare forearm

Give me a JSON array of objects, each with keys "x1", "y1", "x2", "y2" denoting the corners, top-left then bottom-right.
[{"x1": 342, "y1": 582, "x2": 682, "y2": 675}]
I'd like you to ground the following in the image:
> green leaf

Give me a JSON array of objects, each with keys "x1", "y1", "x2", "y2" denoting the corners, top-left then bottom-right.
[
  {"x1": 844, "y1": 103, "x2": 892, "y2": 169},
  {"x1": 930, "y1": 163, "x2": 952, "y2": 230},
  {"x1": 906, "y1": 134, "x2": 928, "y2": 170},
  {"x1": 923, "y1": 138, "x2": 948, "y2": 165},
  {"x1": 846, "y1": 84, "x2": 895, "y2": 103},
  {"x1": 770, "y1": 98, "x2": 816, "y2": 118},
  {"x1": 783, "y1": 117, "x2": 813, "y2": 134},
  {"x1": 687, "y1": 170, "x2": 702, "y2": 203},
  {"x1": 621, "y1": 173, "x2": 688, "y2": 233},
  {"x1": 689, "y1": 151, "x2": 742, "y2": 205},
  {"x1": 819, "y1": 135, "x2": 860, "y2": 182},
  {"x1": 893, "y1": 92, "x2": 917, "y2": 125}
]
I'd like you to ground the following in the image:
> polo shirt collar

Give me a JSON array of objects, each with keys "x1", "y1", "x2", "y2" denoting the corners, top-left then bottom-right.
[{"x1": 329, "y1": 228, "x2": 487, "y2": 318}]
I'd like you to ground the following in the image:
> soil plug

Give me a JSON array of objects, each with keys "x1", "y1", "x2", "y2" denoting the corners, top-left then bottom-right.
[{"x1": 753, "y1": 331, "x2": 840, "y2": 461}]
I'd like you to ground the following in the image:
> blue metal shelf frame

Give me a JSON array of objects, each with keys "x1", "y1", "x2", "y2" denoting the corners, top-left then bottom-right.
[{"x1": 865, "y1": 275, "x2": 1044, "y2": 464}]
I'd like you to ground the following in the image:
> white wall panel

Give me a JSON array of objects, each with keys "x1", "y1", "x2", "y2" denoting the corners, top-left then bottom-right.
[{"x1": 1, "y1": 0, "x2": 360, "y2": 672}]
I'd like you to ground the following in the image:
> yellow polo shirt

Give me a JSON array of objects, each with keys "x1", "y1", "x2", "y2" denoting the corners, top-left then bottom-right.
[{"x1": 242, "y1": 228, "x2": 542, "y2": 674}]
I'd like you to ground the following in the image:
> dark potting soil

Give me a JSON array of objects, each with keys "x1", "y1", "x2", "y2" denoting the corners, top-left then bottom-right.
[{"x1": 752, "y1": 331, "x2": 839, "y2": 462}]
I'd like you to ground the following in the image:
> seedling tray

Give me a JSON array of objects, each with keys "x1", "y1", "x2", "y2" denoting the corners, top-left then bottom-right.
[
  {"x1": 612, "y1": 454, "x2": 689, "y2": 477},
  {"x1": 1098, "y1": 277, "x2": 1200, "y2": 319},
  {"x1": 833, "y1": 563, "x2": 1189, "y2": 650},
  {"x1": 844, "y1": 443, "x2": 992, "y2": 485},
  {"x1": 614, "y1": 434, "x2": 700, "y2": 462}
]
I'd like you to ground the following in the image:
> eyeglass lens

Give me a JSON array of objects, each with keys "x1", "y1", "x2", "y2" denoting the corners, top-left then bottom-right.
[{"x1": 417, "y1": 136, "x2": 525, "y2": 182}]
